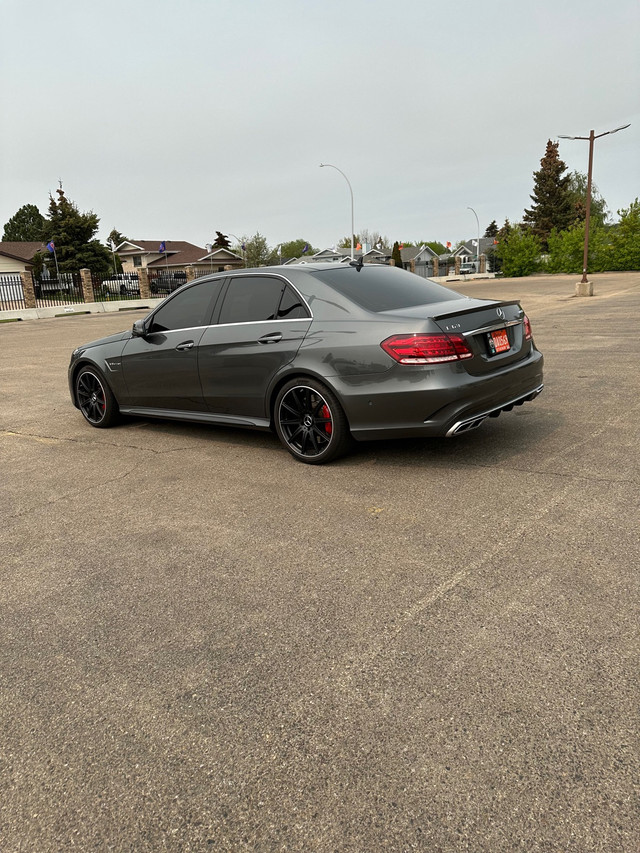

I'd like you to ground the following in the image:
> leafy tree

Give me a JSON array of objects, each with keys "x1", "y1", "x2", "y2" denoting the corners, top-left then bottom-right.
[
  {"x1": 545, "y1": 200, "x2": 639, "y2": 273},
  {"x1": 548, "y1": 222, "x2": 615, "y2": 274},
  {"x1": 391, "y1": 241, "x2": 403, "y2": 268},
  {"x1": 235, "y1": 232, "x2": 270, "y2": 268},
  {"x1": 484, "y1": 220, "x2": 498, "y2": 238},
  {"x1": 361, "y1": 230, "x2": 389, "y2": 251},
  {"x1": 523, "y1": 140, "x2": 573, "y2": 250},
  {"x1": 566, "y1": 171, "x2": 608, "y2": 228},
  {"x1": 271, "y1": 238, "x2": 317, "y2": 261},
  {"x1": 497, "y1": 226, "x2": 541, "y2": 277},
  {"x1": 2, "y1": 203, "x2": 46, "y2": 241},
  {"x1": 337, "y1": 230, "x2": 389, "y2": 251},
  {"x1": 44, "y1": 188, "x2": 111, "y2": 274},
  {"x1": 425, "y1": 241, "x2": 447, "y2": 254},
  {"x1": 608, "y1": 199, "x2": 640, "y2": 271}
]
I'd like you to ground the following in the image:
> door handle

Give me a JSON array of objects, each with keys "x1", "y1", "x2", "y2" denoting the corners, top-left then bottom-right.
[
  {"x1": 175, "y1": 340, "x2": 194, "y2": 351},
  {"x1": 258, "y1": 332, "x2": 282, "y2": 344}
]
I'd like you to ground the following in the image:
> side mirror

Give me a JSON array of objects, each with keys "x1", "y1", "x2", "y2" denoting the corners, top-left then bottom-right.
[{"x1": 132, "y1": 319, "x2": 147, "y2": 338}]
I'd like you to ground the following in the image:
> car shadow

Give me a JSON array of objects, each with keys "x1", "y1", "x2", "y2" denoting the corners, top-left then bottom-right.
[{"x1": 119, "y1": 406, "x2": 561, "y2": 470}]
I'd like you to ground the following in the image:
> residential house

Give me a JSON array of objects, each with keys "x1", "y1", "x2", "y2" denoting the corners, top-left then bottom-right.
[
  {"x1": 453, "y1": 237, "x2": 497, "y2": 271},
  {"x1": 284, "y1": 246, "x2": 390, "y2": 265},
  {"x1": 0, "y1": 242, "x2": 46, "y2": 275},
  {"x1": 116, "y1": 240, "x2": 244, "y2": 275}
]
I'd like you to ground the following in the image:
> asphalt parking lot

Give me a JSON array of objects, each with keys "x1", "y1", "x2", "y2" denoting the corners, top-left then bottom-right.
[{"x1": 1, "y1": 271, "x2": 639, "y2": 852}]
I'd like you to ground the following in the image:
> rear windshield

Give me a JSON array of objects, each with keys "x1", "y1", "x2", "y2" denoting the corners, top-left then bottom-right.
[{"x1": 308, "y1": 265, "x2": 463, "y2": 312}]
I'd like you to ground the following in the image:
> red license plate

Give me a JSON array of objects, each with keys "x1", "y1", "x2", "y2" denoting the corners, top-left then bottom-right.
[{"x1": 489, "y1": 329, "x2": 510, "y2": 354}]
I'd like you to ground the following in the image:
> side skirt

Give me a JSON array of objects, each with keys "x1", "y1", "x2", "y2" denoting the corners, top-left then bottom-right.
[{"x1": 118, "y1": 406, "x2": 271, "y2": 431}]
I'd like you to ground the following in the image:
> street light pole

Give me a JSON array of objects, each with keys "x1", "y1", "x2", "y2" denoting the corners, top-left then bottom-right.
[
  {"x1": 558, "y1": 123, "x2": 630, "y2": 290},
  {"x1": 467, "y1": 206, "x2": 480, "y2": 272},
  {"x1": 320, "y1": 163, "x2": 355, "y2": 260},
  {"x1": 228, "y1": 233, "x2": 245, "y2": 267}
]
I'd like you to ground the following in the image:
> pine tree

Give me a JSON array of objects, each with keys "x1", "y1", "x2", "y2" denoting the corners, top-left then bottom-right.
[
  {"x1": 213, "y1": 231, "x2": 231, "y2": 248},
  {"x1": 484, "y1": 220, "x2": 498, "y2": 238},
  {"x1": 523, "y1": 140, "x2": 573, "y2": 250},
  {"x1": 392, "y1": 241, "x2": 403, "y2": 269},
  {"x1": 2, "y1": 203, "x2": 46, "y2": 241},
  {"x1": 45, "y1": 188, "x2": 111, "y2": 274}
]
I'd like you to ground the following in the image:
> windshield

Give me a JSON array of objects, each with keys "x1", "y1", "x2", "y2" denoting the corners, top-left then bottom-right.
[{"x1": 309, "y1": 265, "x2": 463, "y2": 313}]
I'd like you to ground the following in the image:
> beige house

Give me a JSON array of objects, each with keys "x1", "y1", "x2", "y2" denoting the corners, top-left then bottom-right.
[{"x1": 116, "y1": 240, "x2": 243, "y2": 275}]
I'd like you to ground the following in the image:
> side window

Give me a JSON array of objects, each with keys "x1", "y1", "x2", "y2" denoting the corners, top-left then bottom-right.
[
  {"x1": 148, "y1": 280, "x2": 221, "y2": 333},
  {"x1": 277, "y1": 284, "x2": 310, "y2": 319},
  {"x1": 218, "y1": 276, "x2": 285, "y2": 324}
]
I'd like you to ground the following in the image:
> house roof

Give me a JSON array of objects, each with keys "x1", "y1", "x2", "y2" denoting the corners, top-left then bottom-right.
[
  {"x1": 116, "y1": 240, "x2": 204, "y2": 256},
  {"x1": 399, "y1": 245, "x2": 438, "y2": 262},
  {"x1": 0, "y1": 242, "x2": 47, "y2": 262},
  {"x1": 115, "y1": 240, "x2": 241, "y2": 268},
  {"x1": 456, "y1": 237, "x2": 496, "y2": 256},
  {"x1": 148, "y1": 246, "x2": 242, "y2": 268}
]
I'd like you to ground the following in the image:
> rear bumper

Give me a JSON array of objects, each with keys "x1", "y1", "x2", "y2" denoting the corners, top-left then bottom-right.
[
  {"x1": 445, "y1": 384, "x2": 543, "y2": 436},
  {"x1": 337, "y1": 348, "x2": 544, "y2": 441}
]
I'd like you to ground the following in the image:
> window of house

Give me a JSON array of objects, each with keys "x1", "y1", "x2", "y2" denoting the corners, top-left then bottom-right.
[{"x1": 133, "y1": 255, "x2": 142, "y2": 267}]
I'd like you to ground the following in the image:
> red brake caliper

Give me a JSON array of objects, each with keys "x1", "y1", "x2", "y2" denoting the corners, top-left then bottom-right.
[{"x1": 320, "y1": 404, "x2": 332, "y2": 435}]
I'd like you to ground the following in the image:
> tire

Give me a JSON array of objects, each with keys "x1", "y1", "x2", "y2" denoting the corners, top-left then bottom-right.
[
  {"x1": 274, "y1": 378, "x2": 352, "y2": 464},
  {"x1": 75, "y1": 367, "x2": 120, "y2": 428}
]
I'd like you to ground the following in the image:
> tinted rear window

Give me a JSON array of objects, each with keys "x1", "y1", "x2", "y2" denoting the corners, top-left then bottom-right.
[{"x1": 308, "y1": 265, "x2": 462, "y2": 312}]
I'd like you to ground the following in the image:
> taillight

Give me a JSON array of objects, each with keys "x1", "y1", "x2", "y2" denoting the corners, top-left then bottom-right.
[
  {"x1": 523, "y1": 315, "x2": 532, "y2": 340},
  {"x1": 381, "y1": 333, "x2": 473, "y2": 364}
]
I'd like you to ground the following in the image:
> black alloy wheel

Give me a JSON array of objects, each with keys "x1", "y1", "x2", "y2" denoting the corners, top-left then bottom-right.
[
  {"x1": 75, "y1": 367, "x2": 119, "y2": 428},
  {"x1": 274, "y1": 379, "x2": 351, "y2": 464}
]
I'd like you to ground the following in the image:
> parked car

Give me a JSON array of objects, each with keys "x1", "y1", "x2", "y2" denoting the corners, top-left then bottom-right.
[
  {"x1": 35, "y1": 273, "x2": 76, "y2": 294},
  {"x1": 69, "y1": 263, "x2": 543, "y2": 464},
  {"x1": 100, "y1": 273, "x2": 140, "y2": 295},
  {"x1": 459, "y1": 262, "x2": 476, "y2": 276},
  {"x1": 150, "y1": 271, "x2": 187, "y2": 294}
]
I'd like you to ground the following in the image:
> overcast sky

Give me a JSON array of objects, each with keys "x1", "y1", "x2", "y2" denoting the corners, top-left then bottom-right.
[{"x1": 2, "y1": 0, "x2": 638, "y2": 251}]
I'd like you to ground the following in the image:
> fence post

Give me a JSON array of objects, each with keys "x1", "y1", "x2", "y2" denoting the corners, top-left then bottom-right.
[
  {"x1": 479, "y1": 253, "x2": 486, "y2": 273},
  {"x1": 21, "y1": 270, "x2": 37, "y2": 309},
  {"x1": 186, "y1": 267, "x2": 196, "y2": 282},
  {"x1": 79, "y1": 269, "x2": 95, "y2": 303},
  {"x1": 138, "y1": 268, "x2": 151, "y2": 298},
  {"x1": 432, "y1": 257, "x2": 439, "y2": 277},
  {"x1": 454, "y1": 256, "x2": 461, "y2": 275}
]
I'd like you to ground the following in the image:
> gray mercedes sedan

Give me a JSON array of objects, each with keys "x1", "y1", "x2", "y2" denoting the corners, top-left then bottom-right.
[{"x1": 68, "y1": 263, "x2": 543, "y2": 464}]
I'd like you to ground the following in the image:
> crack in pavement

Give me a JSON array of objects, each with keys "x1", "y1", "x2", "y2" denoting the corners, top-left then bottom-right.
[{"x1": 0, "y1": 428, "x2": 195, "y2": 455}]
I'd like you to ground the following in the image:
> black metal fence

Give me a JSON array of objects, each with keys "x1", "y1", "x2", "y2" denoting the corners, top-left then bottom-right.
[
  {"x1": 149, "y1": 269, "x2": 187, "y2": 295},
  {"x1": 91, "y1": 272, "x2": 141, "y2": 301},
  {"x1": 0, "y1": 275, "x2": 26, "y2": 310},
  {"x1": 33, "y1": 272, "x2": 83, "y2": 307},
  {"x1": 0, "y1": 270, "x2": 181, "y2": 312}
]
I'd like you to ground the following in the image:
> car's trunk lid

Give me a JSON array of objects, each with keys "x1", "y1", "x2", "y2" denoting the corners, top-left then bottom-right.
[{"x1": 383, "y1": 298, "x2": 531, "y2": 376}]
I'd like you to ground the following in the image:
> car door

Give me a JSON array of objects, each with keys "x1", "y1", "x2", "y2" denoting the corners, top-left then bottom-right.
[
  {"x1": 120, "y1": 278, "x2": 222, "y2": 411},
  {"x1": 198, "y1": 275, "x2": 312, "y2": 419}
]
